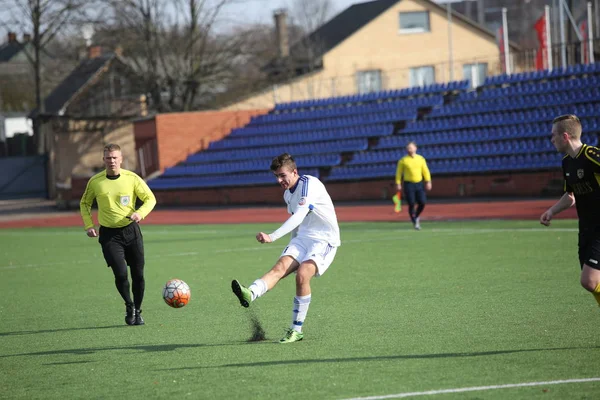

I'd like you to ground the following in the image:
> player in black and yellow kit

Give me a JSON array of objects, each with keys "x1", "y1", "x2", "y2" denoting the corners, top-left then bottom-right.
[
  {"x1": 395, "y1": 141, "x2": 432, "y2": 230},
  {"x1": 80, "y1": 143, "x2": 156, "y2": 325},
  {"x1": 541, "y1": 114, "x2": 600, "y2": 307}
]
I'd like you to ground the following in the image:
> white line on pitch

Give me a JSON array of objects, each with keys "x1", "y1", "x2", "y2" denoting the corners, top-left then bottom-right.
[
  {"x1": 341, "y1": 377, "x2": 600, "y2": 400},
  {"x1": 0, "y1": 228, "x2": 577, "y2": 269},
  {"x1": 0, "y1": 251, "x2": 202, "y2": 270}
]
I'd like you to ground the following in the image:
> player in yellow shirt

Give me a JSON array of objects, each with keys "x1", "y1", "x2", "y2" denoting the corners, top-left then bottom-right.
[
  {"x1": 80, "y1": 143, "x2": 156, "y2": 325},
  {"x1": 395, "y1": 141, "x2": 432, "y2": 230}
]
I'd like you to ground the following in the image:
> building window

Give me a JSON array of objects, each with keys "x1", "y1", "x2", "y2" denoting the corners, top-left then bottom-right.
[
  {"x1": 409, "y1": 66, "x2": 435, "y2": 87},
  {"x1": 399, "y1": 11, "x2": 430, "y2": 34},
  {"x1": 463, "y1": 63, "x2": 487, "y2": 88},
  {"x1": 356, "y1": 70, "x2": 382, "y2": 94}
]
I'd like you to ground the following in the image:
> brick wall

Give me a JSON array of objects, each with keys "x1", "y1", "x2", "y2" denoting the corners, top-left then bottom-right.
[
  {"x1": 153, "y1": 170, "x2": 565, "y2": 206},
  {"x1": 153, "y1": 110, "x2": 268, "y2": 171}
]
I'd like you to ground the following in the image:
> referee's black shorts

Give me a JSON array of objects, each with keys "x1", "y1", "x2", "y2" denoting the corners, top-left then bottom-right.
[
  {"x1": 578, "y1": 225, "x2": 600, "y2": 270},
  {"x1": 98, "y1": 222, "x2": 145, "y2": 269},
  {"x1": 403, "y1": 181, "x2": 426, "y2": 205}
]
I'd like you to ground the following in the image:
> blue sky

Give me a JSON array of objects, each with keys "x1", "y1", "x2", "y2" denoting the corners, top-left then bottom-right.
[
  {"x1": 219, "y1": 0, "x2": 359, "y2": 26},
  {"x1": 0, "y1": 0, "x2": 360, "y2": 38}
]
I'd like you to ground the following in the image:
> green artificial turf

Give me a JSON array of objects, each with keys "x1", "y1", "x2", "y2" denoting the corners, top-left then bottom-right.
[{"x1": 0, "y1": 220, "x2": 599, "y2": 399}]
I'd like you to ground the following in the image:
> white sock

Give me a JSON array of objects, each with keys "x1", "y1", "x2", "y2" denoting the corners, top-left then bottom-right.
[
  {"x1": 291, "y1": 294, "x2": 311, "y2": 332},
  {"x1": 248, "y1": 279, "x2": 267, "y2": 301}
]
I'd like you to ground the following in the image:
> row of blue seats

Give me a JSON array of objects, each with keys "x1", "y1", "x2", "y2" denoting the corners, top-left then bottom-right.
[
  {"x1": 254, "y1": 96, "x2": 443, "y2": 125},
  {"x1": 427, "y1": 153, "x2": 562, "y2": 171},
  {"x1": 164, "y1": 154, "x2": 341, "y2": 177},
  {"x1": 247, "y1": 106, "x2": 417, "y2": 127},
  {"x1": 273, "y1": 81, "x2": 469, "y2": 111},
  {"x1": 405, "y1": 111, "x2": 600, "y2": 133},
  {"x1": 326, "y1": 154, "x2": 562, "y2": 181},
  {"x1": 149, "y1": 169, "x2": 321, "y2": 190},
  {"x1": 232, "y1": 112, "x2": 410, "y2": 137},
  {"x1": 349, "y1": 139, "x2": 559, "y2": 165},
  {"x1": 429, "y1": 93, "x2": 600, "y2": 117},
  {"x1": 210, "y1": 124, "x2": 394, "y2": 150},
  {"x1": 250, "y1": 102, "x2": 432, "y2": 126},
  {"x1": 460, "y1": 75, "x2": 600, "y2": 101},
  {"x1": 187, "y1": 138, "x2": 368, "y2": 164},
  {"x1": 375, "y1": 130, "x2": 598, "y2": 149},
  {"x1": 432, "y1": 91, "x2": 600, "y2": 116},
  {"x1": 484, "y1": 63, "x2": 600, "y2": 85}
]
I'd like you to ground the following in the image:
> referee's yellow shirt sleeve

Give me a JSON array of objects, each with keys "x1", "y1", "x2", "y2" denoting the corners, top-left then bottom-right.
[
  {"x1": 422, "y1": 158, "x2": 431, "y2": 182},
  {"x1": 134, "y1": 175, "x2": 157, "y2": 220},
  {"x1": 395, "y1": 159, "x2": 403, "y2": 184},
  {"x1": 79, "y1": 179, "x2": 96, "y2": 230}
]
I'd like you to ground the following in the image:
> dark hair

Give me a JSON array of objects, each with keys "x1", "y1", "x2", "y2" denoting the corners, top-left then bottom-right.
[
  {"x1": 270, "y1": 153, "x2": 297, "y2": 172},
  {"x1": 552, "y1": 114, "x2": 582, "y2": 139},
  {"x1": 407, "y1": 141, "x2": 417, "y2": 147}
]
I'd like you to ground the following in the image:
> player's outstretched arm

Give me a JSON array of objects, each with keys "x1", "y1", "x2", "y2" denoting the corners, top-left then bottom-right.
[
  {"x1": 540, "y1": 192, "x2": 575, "y2": 226},
  {"x1": 259, "y1": 207, "x2": 311, "y2": 243}
]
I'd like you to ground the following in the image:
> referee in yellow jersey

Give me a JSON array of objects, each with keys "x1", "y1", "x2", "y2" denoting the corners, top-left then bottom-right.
[
  {"x1": 395, "y1": 141, "x2": 432, "y2": 230},
  {"x1": 80, "y1": 143, "x2": 156, "y2": 325}
]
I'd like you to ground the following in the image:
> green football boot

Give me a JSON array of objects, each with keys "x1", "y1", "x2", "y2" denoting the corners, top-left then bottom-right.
[
  {"x1": 231, "y1": 280, "x2": 252, "y2": 308},
  {"x1": 279, "y1": 329, "x2": 304, "y2": 343}
]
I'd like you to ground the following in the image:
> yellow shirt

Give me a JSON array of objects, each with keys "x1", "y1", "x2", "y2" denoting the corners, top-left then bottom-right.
[
  {"x1": 80, "y1": 169, "x2": 157, "y2": 230},
  {"x1": 395, "y1": 154, "x2": 431, "y2": 184}
]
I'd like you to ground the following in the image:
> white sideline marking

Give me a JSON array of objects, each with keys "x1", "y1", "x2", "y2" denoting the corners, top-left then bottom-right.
[
  {"x1": 341, "y1": 377, "x2": 600, "y2": 400},
  {"x1": 361, "y1": 228, "x2": 578, "y2": 233},
  {"x1": 0, "y1": 227, "x2": 578, "y2": 269},
  {"x1": 0, "y1": 251, "x2": 202, "y2": 270}
]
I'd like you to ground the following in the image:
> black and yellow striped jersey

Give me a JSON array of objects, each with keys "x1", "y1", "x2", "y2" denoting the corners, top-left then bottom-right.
[{"x1": 563, "y1": 144, "x2": 600, "y2": 227}]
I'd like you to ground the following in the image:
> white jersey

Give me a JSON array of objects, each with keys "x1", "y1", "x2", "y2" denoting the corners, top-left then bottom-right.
[{"x1": 283, "y1": 175, "x2": 340, "y2": 247}]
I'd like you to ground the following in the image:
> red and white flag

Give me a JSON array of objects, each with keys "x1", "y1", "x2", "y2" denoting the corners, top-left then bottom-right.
[{"x1": 534, "y1": 14, "x2": 548, "y2": 70}]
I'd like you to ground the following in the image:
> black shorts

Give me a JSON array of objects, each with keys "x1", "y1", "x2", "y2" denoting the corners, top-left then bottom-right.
[
  {"x1": 578, "y1": 226, "x2": 600, "y2": 270},
  {"x1": 99, "y1": 223, "x2": 145, "y2": 268},
  {"x1": 404, "y1": 181, "x2": 426, "y2": 205}
]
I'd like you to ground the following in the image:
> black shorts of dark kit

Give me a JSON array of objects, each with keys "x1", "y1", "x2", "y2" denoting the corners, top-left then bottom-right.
[
  {"x1": 99, "y1": 223, "x2": 145, "y2": 308},
  {"x1": 578, "y1": 225, "x2": 600, "y2": 270}
]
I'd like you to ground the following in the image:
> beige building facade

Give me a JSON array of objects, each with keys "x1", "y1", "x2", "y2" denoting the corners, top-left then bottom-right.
[{"x1": 225, "y1": 0, "x2": 518, "y2": 111}]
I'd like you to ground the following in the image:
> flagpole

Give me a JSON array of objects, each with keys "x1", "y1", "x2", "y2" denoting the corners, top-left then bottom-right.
[
  {"x1": 546, "y1": 5, "x2": 553, "y2": 70},
  {"x1": 447, "y1": 2, "x2": 454, "y2": 81},
  {"x1": 502, "y1": 7, "x2": 510, "y2": 74},
  {"x1": 559, "y1": 0, "x2": 566, "y2": 67},
  {"x1": 589, "y1": 1, "x2": 595, "y2": 63}
]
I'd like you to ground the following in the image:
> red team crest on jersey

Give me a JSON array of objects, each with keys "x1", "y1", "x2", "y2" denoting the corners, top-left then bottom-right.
[{"x1": 298, "y1": 197, "x2": 306, "y2": 206}]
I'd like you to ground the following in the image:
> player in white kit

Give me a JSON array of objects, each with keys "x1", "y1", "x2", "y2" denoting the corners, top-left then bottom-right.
[{"x1": 232, "y1": 153, "x2": 341, "y2": 343}]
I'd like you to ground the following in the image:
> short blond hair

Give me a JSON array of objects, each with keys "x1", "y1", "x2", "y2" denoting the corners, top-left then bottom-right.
[
  {"x1": 104, "y1": 143, "x2": 121, "y2": 152},
  {"x1": 552, "y1": 114, "x2": 582, "y2": 139}
]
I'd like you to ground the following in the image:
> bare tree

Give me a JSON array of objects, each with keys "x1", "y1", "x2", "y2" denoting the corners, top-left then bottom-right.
[
  {"x1": 290, "y1": 0, "x2": 332, "y2": 38},
  {"x1": 96, "y1": 0, "x2": 253, "y2": 112},
  {"x1": 289, "y1": 0, "x2": 332, "y2": 72},
  {"x1": 0, "y1": 0, "x2": 97, "y2": 154}
]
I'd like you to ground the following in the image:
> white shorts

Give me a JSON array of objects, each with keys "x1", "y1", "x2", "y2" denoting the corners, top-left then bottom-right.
[{"x1": 281, "y1": 237, "x2": 338, "y2": 277}]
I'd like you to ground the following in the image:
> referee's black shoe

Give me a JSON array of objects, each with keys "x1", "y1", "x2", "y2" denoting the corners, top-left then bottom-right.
[
  {"x1": 134, "y1": 309, "x2": 145, "y2": 325},
  {"x1": 125, "y1": 303, "x2": 136, "y2": 325}
]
